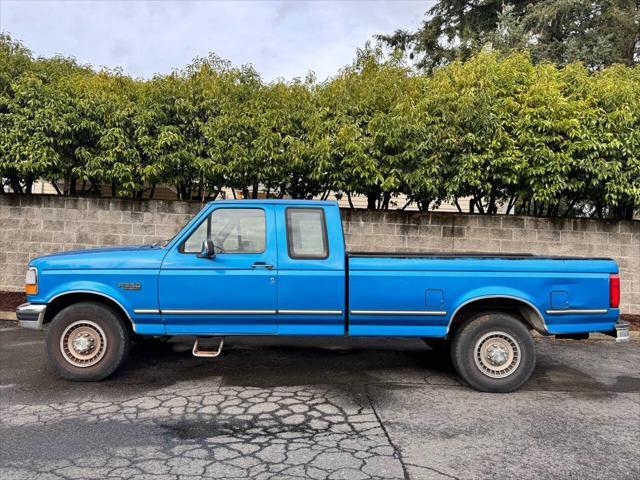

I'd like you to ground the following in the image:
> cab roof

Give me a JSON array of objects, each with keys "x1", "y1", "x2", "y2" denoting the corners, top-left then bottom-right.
[{"x1": 206, "y1": 199, "x2": 338, "y2": 207}]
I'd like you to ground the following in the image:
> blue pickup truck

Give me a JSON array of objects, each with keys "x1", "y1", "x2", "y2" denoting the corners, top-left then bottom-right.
[{"x1": 17, "y1": 200, "x2": 629, "y2": 392}]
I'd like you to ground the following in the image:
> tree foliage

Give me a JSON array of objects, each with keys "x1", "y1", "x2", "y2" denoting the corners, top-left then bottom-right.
[
  {"x1": 1, "y1": 34, "x2": 638, "y2": 219},
  {"x1": 379, "y1": 1, "x2": 640, "y2": 71}
]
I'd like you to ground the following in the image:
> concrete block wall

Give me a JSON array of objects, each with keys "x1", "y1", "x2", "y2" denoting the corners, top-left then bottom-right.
[
  {"x1": 342, "y1": 210, "x2": 639, "y2": 314},
  {"x1": 0, "y1": 195, "x2": 202, "y2": 293},
  {"x1": 1, "y1": 195, "x2": 638, "y2": 314}
]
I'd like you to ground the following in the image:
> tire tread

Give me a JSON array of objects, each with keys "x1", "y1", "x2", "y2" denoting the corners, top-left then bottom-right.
[
  {"x1": 451, "y1": 311, "x2": 535, "y2": 393},
  {"x1": 46, "y1": 301, "x2": 130, "y2": 381}
]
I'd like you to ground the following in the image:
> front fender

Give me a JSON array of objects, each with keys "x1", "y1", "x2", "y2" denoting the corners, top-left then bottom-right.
[
  {"x1": 31, "y1": 274, "x2": 164, "y2": 335},
  {"x1": 44, "y1": 280, "x2": 134, "y2": 319}
]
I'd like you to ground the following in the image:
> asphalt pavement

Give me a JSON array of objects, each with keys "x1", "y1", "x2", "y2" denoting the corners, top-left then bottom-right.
[{"x1": 0, "y1": 324, "x2": 638, "y2": 479}]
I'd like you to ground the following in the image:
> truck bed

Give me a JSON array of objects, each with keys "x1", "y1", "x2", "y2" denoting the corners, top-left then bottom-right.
[
  {"x1": 348, "y1": 251, "x2": 613, "y2": 260},
  {"x1": 346, "y1": 252, "x2": 618, "y2": 337}
]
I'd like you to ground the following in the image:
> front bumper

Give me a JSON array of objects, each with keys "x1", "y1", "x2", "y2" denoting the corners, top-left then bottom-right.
[{"x1": 16, "y1": 303, "x2": 47, "y2": 330}]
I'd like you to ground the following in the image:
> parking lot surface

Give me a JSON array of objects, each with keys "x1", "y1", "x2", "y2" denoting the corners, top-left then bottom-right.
[{"x1": 0, "y1": 325, "x2": 638, "y2": 479}]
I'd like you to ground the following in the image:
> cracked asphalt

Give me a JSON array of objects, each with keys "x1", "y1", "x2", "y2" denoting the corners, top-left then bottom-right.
[{"x1": 0, "y1": 324, "x2": 638, "y2": 479}]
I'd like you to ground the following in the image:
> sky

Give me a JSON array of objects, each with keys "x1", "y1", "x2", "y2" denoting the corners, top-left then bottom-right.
[{"x1": 0, "y1": 0, "x2": 433, "y2": 82}]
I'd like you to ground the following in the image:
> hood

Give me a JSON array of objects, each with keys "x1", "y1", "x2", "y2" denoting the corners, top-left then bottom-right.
[{"x1": 30, "y1": 245, "x2": 168, "y2": 270}]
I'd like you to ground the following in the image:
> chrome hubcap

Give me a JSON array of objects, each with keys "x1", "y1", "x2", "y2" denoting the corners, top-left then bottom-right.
[
  {"x1": 474, "y1": 331, "x2": 520, "y2": 378},
  {"x1": 60, "y1": 320, "x2": 107, "y2": 368},
  {"x1": 487, "y1": 345, "x2": 509, "y2": 366},
  {"x1": 72, "y1": 333, "x2": 94, "y2": 354}
]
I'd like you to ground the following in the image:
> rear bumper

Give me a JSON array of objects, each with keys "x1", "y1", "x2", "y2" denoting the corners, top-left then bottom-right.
[
  {"x1": 613, "y1": 320, "x2": 630, "y2": 343},
  {"x1": 602, "y1": 320, "x2": 630, "y2": 342},
  {"x1": 16, "y1": 303, "x2": 47, "y2": 330}
]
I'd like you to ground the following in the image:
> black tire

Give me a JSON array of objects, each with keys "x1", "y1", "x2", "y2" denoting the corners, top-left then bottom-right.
[
  {"x1": 451, "y1": 311, "x2": 535, "y2": 393},
  {"x1": 46, "y1": 302, "x2": 130, "y2": 381}
]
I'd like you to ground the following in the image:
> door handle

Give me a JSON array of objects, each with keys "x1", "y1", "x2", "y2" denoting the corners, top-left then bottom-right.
[{"x1": 251, "y1": 262, "x2": 273, "y2": 270}]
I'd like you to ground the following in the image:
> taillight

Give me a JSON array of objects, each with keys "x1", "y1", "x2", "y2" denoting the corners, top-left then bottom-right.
[{"x1": 609, "y1": 274, "x2": 620, "y2": 308}]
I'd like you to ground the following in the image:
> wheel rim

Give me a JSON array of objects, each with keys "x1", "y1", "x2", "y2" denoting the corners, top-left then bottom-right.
[
  {"x1": 474, "y1": 331, "x2": 521, "y2": 379},
  {"x1": 59, "y1": 320, "x2": 107, "y2": 368}
]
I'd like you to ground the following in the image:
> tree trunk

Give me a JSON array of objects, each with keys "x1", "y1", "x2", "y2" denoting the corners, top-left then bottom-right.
[
  {"x1": 595, "y1": 202, "x2": 603, "y2": 219},
  {"x1": 616, "y1": 202, "x2": 635, "y2": 220},
  {"x1": 381, "y1": 192, "x2": 391, "y2": 210},
  {"x1": 347, "y1": 192, "x2": 355, "y2": 210},
  {"x1": 418, "y1": 198, "x2": 431, "y2": 211},
  {"x1": 505, "y1": 194, "x2": 518, "y2": 215},
  {"x1": 24, "y1": 178, "x2": 34, "y2": 194},
  {"x1": 401, "y1": 197, "x2": 414, "y2": 210},
  {"x1": 487, "y1": 187, "x2": 496, "y2": 215},
  {"x1": 453, "y1": 197, "x2": 463, "y2": 214},
  {"x1": 9, "y1": 177, "x2": 23, "y2": 193},
  {"x1": 367, "y1": 189, "x2": 379, "y2": 209},
  {"x1": 51, "y1": 180, "x2": 62, "y2": 195}
]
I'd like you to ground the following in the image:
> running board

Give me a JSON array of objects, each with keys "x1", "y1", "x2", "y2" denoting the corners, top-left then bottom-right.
[{"x1": 192, "y1": 337, "x2": 224, "y2": 358}]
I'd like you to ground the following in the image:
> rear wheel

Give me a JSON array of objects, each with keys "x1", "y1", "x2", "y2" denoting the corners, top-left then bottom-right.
[
  {"x1": 451, "y1": 311, "x2": 535, "y2": 393},
  {"x1": 46, "y1": 302, "x2": 130, "y2": 381}
]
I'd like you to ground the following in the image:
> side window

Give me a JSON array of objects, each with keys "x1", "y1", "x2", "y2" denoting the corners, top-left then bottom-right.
[
  {"x1": 182, "y1": 208, "x2": 266, "y2": 254},
  {"x1": 286, "y1": 208, "x2": 328, "y2": 259}
]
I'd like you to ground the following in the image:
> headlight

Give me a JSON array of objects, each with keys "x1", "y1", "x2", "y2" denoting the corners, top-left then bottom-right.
[{"x1": 25, "y1": 267, "x2": 38, "y2": 295}]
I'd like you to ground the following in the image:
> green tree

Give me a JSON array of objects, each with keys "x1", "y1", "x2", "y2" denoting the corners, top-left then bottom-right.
[
  {"x1": 142, "y1": 57, "x2": 230, "y2": 201},
  {"x1": 380, "y1": 1, "x2": 639, "y2": 70},
  {"x1": 416, "y1": 52, "x2": 534, "y2": 214},
  {"x1": 317, "y1": 45, "x2": 414, "y2": 209},
  {"x1": 253, "y1": 77, "x2": 327, "y2": 200},
  {"x1": 202, "y1": 58, "x2": 265, "y2": 199},
  {"x1": 560, "y1": 63, "x2": 640, "y2": 218},
  {"x1": 0, "y1": 34, "x2": 97, "y2": 194},
  {"x1": 1, "y1": 32, "x2": 638, "y2": 219}
]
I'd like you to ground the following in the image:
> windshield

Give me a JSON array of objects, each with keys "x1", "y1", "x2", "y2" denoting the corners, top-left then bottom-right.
[{"x1": 151, "y1": 214, "x2": 198, "y2": 248}]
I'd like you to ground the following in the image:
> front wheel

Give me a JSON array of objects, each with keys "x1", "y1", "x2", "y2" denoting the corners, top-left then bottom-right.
[
  {"x1": 46, "y1": 302, "x2": 130, "y2": 381},
  {"x1": 451, "y1": 312, "x2": 535, "y2": 393}
]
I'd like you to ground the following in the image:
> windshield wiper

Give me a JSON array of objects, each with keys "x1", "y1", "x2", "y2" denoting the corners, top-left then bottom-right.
[{"x1": 151, "y1": 239, "x2": 170, "y2": 248}]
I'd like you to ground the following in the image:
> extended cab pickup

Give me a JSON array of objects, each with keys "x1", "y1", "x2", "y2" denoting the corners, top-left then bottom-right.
[{"x1": 17, "y1": 200, "x2": 630, "y2": 392}]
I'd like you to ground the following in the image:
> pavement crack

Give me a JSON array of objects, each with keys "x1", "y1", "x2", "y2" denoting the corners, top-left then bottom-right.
[
  {"x1": 405, "y1": 462, "x2": 460, "y2": 480},
  {"x1": 363, "y1": 383, "x2": 410, "y2": 480}
]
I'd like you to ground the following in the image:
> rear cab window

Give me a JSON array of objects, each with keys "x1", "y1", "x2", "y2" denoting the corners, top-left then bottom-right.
[{"x1": 285, "y1": 208, "x2": 329, "y2": 259}]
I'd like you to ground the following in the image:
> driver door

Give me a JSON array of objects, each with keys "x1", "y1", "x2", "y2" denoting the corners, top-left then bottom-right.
[{"x1": 159, "y1": 205, "x2": 278, "y2": 335}]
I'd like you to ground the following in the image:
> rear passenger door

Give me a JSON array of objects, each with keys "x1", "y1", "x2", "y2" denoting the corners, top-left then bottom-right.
[{"x1": 275, "y1": 205, "x2": 345, "y2": 335}]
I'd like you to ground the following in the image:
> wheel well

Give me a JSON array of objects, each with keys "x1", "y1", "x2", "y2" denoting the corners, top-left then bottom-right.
[
  {"x1": 448, "y1": 297, "x2": 547, "y2": 336},
  {"x1": 43, "y1": 293, "x2": 134, "y2": 334}
]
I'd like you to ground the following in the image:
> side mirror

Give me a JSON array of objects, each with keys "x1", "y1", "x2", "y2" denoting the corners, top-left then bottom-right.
[{"x1": 197, "y1": 239, "x2": 216, "y2": 258}]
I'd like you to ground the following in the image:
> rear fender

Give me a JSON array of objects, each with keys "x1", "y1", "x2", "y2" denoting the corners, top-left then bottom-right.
[{"x1": 447, "y1": 287, "x2": 547, "y2": 334}]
